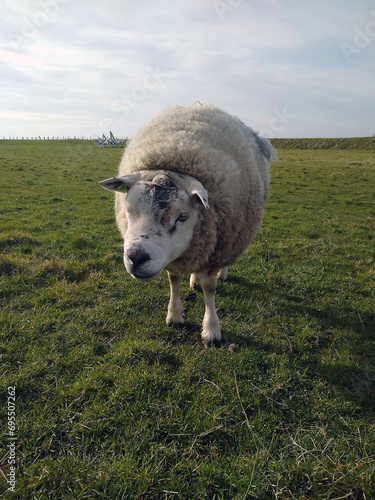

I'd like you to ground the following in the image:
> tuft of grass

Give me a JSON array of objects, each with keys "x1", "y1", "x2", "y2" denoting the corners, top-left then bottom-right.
[{"x1": 0, "y1": 140, "x2": 374, "y2": 499}]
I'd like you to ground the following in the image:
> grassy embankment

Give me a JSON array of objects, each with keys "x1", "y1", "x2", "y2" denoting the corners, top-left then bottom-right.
[{"x1": 0, "y1": 138, "x2": 374, "y2": 499}]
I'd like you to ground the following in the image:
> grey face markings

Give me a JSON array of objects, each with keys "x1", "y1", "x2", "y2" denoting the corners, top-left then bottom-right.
[
  {"x1": 146, "y1": 184, "x2": 175, "y2": 211},
  {"x1": 143, "y1": 178, "x2": 186, "y2": 229},
  {"x1": 129, "y1": 172, "x2": 192, "y2": 236},
  {"x1": 144, "y1": 184, "x2": 173, "y2": 224}
]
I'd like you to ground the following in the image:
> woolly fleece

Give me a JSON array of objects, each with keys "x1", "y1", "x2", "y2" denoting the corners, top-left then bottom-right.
[{"x1": 115, "y1": 103, "x2": 275, "y2": 275}]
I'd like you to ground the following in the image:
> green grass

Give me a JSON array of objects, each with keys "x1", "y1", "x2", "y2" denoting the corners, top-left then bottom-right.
[
  {"x1": 271, "y1": 137, "x2": 375, "y2": 150},
  {"x1": 0, "y1": 140, "x2": 374, "y2": 499}
]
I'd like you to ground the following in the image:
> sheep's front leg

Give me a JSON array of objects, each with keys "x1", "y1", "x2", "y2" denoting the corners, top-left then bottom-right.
[
  {"x1": 200, "y1": 272, "x2": 221, "y2": 348},
  {"x1": 166, "y1": 272, "x2": 184, "y2": 328}
]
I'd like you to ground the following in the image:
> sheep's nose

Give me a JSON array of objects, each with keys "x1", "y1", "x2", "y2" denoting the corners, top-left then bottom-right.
[{"x1": 127, "y1": 249, "x2": 150, "y2": 267}]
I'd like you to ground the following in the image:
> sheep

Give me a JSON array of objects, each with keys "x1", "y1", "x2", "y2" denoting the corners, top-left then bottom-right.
[{"x1": 100, "y1": 103, "x2": 277, "y2": 347}]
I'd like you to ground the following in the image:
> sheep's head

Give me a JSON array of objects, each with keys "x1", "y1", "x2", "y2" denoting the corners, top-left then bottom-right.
[{"x1": 100, "y1": 170, "x2": 209, "y2": 281}]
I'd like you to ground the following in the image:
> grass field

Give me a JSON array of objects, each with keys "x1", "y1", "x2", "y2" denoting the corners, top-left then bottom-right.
[{"x1": 0, "y1": 139, "x2": 374, "y2": 499}]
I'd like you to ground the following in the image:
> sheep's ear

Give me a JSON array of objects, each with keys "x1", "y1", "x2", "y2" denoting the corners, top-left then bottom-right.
[
  {"x1": 188, "y1": 180, "x2": 209, "y2": 210},
  {"x1": 99, "y1": 173, "x2": 140, "y2": 193}
]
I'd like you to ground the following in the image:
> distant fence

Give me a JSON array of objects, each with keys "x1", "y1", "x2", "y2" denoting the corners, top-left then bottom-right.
[
  {"x1": 2, "y1": 135, "x2": 128, "y2": 147},
  {"x1": 2, "y1": 136, "x2": 98, "y2": 140}
]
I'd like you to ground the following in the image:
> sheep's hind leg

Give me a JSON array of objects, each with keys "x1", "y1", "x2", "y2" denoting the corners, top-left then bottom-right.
[
  {"x1": 200, "y1": 272, "x2": 221, "y2": 348},
  {"x1": 190, "y1": 272, "x2": 202, "y2": 290},
  {"x1": 166, "y1": 272, "x2": 184, "y2": 328},
  {"x1": 217, "y1": 266, "x2": 228, "y2": 281}
]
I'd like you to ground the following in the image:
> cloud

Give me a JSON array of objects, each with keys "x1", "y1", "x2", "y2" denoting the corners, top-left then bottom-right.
[{"x1": 0, "y1": 0, "x2": 374, "y2": 138}]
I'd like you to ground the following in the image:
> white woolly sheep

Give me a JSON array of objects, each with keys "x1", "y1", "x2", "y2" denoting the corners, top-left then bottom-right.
[{"x1": 100, "y1": 103, "x2": 277, "y2": 347}]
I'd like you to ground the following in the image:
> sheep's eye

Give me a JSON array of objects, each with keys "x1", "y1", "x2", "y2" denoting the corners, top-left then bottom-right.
[{"x1": 177, "y1": 212, "x2": 189, "y2": 222}]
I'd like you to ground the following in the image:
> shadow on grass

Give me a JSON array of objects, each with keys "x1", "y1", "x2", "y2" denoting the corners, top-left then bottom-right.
[
  {"x1": 110, "y1": 272, "x2": 374, "y2": 418},
  {"x1": 125, "y1": 346, "x2": 183, "y2": 369},
  {"x1": 283, "y1": 302, "x2": 374, "y2": 338},
  {"x1": 149, "y1": 321, "x2": 203, "y2": 348},
  {"x1": 217, "y1": 274, "x2": 265, "y2": 295},
  {"x1": 220, "y1": 277, "x2": 375, "y2": 417}
]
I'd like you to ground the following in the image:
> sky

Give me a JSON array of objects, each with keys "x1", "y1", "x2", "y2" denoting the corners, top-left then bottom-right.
[{"x1": 0, "y1": 0, "x2": 374, "y2": 139}]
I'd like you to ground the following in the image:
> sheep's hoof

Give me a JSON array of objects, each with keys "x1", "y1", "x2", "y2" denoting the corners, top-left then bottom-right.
[{"x1": 202, "y1": 339, "x2": 222, "y2": 349}]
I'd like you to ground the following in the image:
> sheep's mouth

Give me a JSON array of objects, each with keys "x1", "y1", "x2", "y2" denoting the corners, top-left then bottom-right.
[{"x1": 130, "y1": 268, "x2": 164, "y2": 282}]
